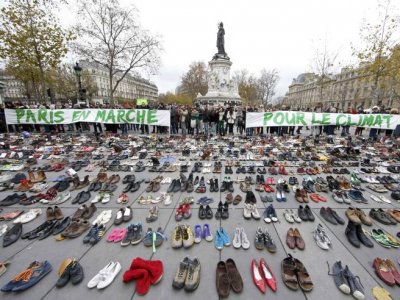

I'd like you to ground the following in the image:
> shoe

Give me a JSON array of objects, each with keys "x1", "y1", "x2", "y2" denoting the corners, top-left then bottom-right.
[
  {"x1": 172, "y1": 225, "x2": 183, "y2": 248},
  {"x1": 220, "y1": 228, "x2": 231, "y2": 246},
  {"x1": 252, "y1": 259, "x2": 266, "y2": 293},
  {"x1": 264, "y1": 229, "x2": 277, "y2": 253},
  {"x1": 216, "y1": 261, "x2": 230, "y2": 297},
  {"x1": 1, "y1": 261, "x2": 52, "y2": 292},
  {"x1": 345, "y1": 221, "x2": 360, "y2": 248},
  {"x1": 172, "y1": 257, "x2": 190, "y2": 289},
  {"x1": 3, "y1": 223, "x2": 22, "y2": 247},
  {"x1": 329, "y1": 261, "x2": 351, "y2": 294},
  {"x1": 87, "y1": 262, "x2": 120, "y2": 289},
  {"x1": 182, "y1": 225, "x2": 194, "y2": 248},
  {"x1": 304, "y1": 205, "x2": 315, "y2": 221},
  {"x1": 240, "y1": 228, "x2": 250, "y2": 249},
  {"x1": 202, "y1": 224, "x2": 213, "y2": 241},
  {"x1": 232, "y1": 227, "x2": 241, "y2": 249},
  {"x1": 255, "y1": 227, "x2": 265, "y2": 250},
  {"x1": 344, "y1": 265, "x2": 365, "y2": 300},
  {"x1": 373, "y1": 258, "x2": 396, "y2": 286},
  {"x1": 259, "y1": 258, "x2": 277, "y2": 291},
  {"x1": 226, "y1": 259, "x2": 243, "y2": 293},
  {"x1": 184, "y1": 258, "x2": 201, "y2": 291},
  {"x1": 215, "y1": 230, "x2": 224, "y2": 250},
  {"x1": 355, "y1": 223, "x2": 373, "y2": 248},
  {"x1": 194, "y1": 224, "x2": 202, "y2": 244}
]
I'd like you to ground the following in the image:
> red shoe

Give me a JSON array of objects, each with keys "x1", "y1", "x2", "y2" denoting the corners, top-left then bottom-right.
[
  {"x1": 259, "y1": 258, "x2": 277, "y2": 292},
  {"x1": 279, "y1": 166, "x2": 288, "y2": 175},
  {"x1": 316, "y1": 194, "x2": 327, "y2": 202},
  {"x1": 175, "y1": 205, "x2": 184, "y2": 221},
  {"x1": 264, "y1": 184, "x2": 274, "y2": 193},
  {"x1": 297, "y1": 167, "x2": 305, "y2": 174},
  {"x1": 123, "y1": 268, "x2": 151, "y2": 295},
  {"x1": 309, "y1": 193, "x2": 320, "y2": 203},
  {"x1": 182, "y1": 203, "x2": 191, "y2": 219},
  {"x1": 251, "y1": 259, "x2": 266, "y2": 293}
]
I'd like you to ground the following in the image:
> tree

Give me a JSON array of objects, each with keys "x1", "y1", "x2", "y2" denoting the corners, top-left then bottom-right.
[
  {"x1": 353, "y1": 0, "x2": 399, "y2": 106},
  {"x1": 75, "y1": 0, "x2": 162, "y2": 105},
  {"x1": 311, "y1": 38, "x2": 339, "y2": 104},
  {"x1": 0, "y1": 0, "x2": 74, "y2": 101},
  {"x1": 257, "y1": 68, "x2": 279, "y2": 106},
  {"x1": 232, "y1": 69, "x2": 258, "y2": 105},
  {"x1": 159, "y1": 92, "x2": 192, "y2": 105},
  {"x1": 180, "y1": 61, "x2": 208, "y2": 100}
]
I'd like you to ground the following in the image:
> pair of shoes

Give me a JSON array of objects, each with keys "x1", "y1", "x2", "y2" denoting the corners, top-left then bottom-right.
[
  {"x1": 123, "y1": 257, "x2": 163, "y2": 295},
  {"x1": 369, "y1": 208, "x2": 397, "y2": 225},
  {"x1": 175, "y1": 203, "x2": 191, "y2": 221},
  {"x1": 254, "y1": 227, "x2": 277, "y2": 253},
  {"x1": 215, "y1": 201, "x2": 229, "y2": 219},
  {"x1": 173, "y1": 257, "x2": 201, "y2": 291},
  {"x1": 283, "y1": 209, "x2": 301, "y2": 223},
  {"x1": 143, "y1": 227, "x2": 165, "y2": 249},
  {"x1": 252, "y1": 258, "x2": 277, "y2": 293},
  {"x1": 243, "y1": 203, "x2": 260, "y2": 220},
  {"x1": 328, "y1": 261, "x2": 365, "y2": 299},
  {"x1": 215, "y1": 228, "x2": 231, "y2": 250},
  {"x1": 298, "y1": 205, "x2": 314, "y2": 222},
  {"x1": 313, "y1": 224, "x2": 332, "y2": 250},
  {"x1": 281, "y1": 254, "x2": 313, "y2": 292},
  {"x1": 114, "y1": 206, "x2": 132, "y2": 225},
  {"x1": 345, "y1": 207, "x2": 372, "y2": 226},
  {"x1": 263, "y1": 204, "x2": 278, "y2": 223},
  {"x1": 286, "y1": 228, "x2": 305, "y2": 250},
  {"x1": 171, "y1": 224, "x2": 194, "y2": 249},
  {"x1": 61, "y1": 218, "x2": 90, "y2": 239},
  {"x1": 56, "y1": 259, "x2": 84, "y2": 287},
  {"x1": 1, "y1": 261, "x2": 52, "y2": 292},
  {"x1": 320, "y1": 207, "x2": 345, "y2": 225},
  {"x1": 369, "y1": 229, "x2": 400, "y2": 248},
  {"x1": 193, "y1": 224, "x2": 213, "y2": 243},
  {"x1": 83, "y1": 224, "x2": 106, "y2": 245},
  {"x1": 121, "y1": 223, "x2": 143, "y2": 246},
  {"x1": 345, "y1": 220, "x2": 374, "y2": 248},
  {"x1": 216, "y1": 259, "x2": 243, "y2": 297},
  {"x1": 232, "y1": 227, "x2": 250, "y2": 249},
  {"x1": 373, "y1": 257, "x2": 400, "y2": 286},
  {"x1": 72, "y1": 204, "x2": 97, "y2": 220},
  {"x1": 87, "y1": 261, "x2": 121, "y2": 289},
  {"x1": 198, "y1": 205, "x2": 213, "y2": 219},
  {"x1": 146, "y1": 206, "x2": 159, "y2": 223},
  {"x1": 46, "y1": 206, "x2": 63, "y2": 221}
]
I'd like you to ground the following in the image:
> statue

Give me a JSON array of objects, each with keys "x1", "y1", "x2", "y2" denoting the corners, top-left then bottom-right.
[{"x1": 214, "y1": 22, "x2": 229, "y2": 60}]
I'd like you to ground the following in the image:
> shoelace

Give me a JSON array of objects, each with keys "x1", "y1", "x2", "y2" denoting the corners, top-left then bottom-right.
[{"x1": 326, "y1": 262, "x2": 365, "y2": 290}]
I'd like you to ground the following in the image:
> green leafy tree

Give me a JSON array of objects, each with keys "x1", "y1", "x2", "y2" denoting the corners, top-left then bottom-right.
[
  {"x1": 180, "y1": 61, "x2": 208, "y2": 100},
  {"x1": 0, "y1": 0, "x2": 74, "y2": 101}
]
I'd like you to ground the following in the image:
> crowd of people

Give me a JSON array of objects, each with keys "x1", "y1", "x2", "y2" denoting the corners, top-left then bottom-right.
[{"x1": 1, "y1": 102, "x2": 399, "y2": 140}]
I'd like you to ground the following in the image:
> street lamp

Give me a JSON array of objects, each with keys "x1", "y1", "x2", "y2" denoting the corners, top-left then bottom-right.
[{"x1": 73, "y1": 62, "x2": 86, "y2": 104}]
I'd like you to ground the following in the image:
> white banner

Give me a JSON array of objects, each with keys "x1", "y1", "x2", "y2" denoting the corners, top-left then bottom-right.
[
  {"x1": 5, "y1": 109, "x2": 171, "y2": 126},
  {"x1": 246, "y1": 111, "x2": 400, "y2": 129}
]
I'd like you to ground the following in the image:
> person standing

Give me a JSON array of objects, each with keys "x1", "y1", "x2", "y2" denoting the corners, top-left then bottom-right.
[
  {"x1": 179, "y1": 106, "x2": 189, "y2": 137},
  {"x1": 226, "y1": 107, "x2": 236, "y2": 135}
]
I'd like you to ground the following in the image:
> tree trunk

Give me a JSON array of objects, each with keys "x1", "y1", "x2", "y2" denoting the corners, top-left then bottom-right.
[{"x1": 109, "y1": 69, "x2": 114, "y2": 106}]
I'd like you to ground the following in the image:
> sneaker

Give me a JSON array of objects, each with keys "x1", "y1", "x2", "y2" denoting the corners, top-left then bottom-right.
[
  {"x1": 214, "y1": 230, "x2": 224, "y2": 250},
  {"x1": 240, "y1": 227, "x2": 250, "y2": 249},
  {"x1": 219, "y1": 228, "x2": 231, "y2": 246},
  {"x1": 264, "y1": 229, "x2": 277, "y2": 253},
  {"x1": 344, "y1": 265, "x2": 365, "y2": 300},
  {"x1": 182, "y1": 225, "x2": 194, "y2": 248},
  {"x1": 172, "y1": 257, "x2": 191, "y2": 289},
  {"x1": 203, "y1": 224, "x2": 213, "y2": 242},
  {"x1": 121, "y1": 224, "x2": 134, "y2": 246},
  {"x1": 328, "y1": 261, "x2": 351, "y2": 294},
  {"x1": 232, "y1": 227, "x2": 241, "y2": 249},
  {"x1": 131, "y1": 223, "x2": 143, "y2": 245},
  {"x1": 184, "y1": 258, "x2": 201, "y2": 291},
  {"x1": 255, "y1": 227, "x2": 265, "y2": 250},
  {"x1": 194, "y1": 224, "x2": 202, "y2": 244},
  {"x1": 171, "y1": 225, "x2": 183, "y2": 249}
]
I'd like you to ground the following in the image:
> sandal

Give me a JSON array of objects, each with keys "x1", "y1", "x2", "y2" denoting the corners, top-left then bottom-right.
[
  {"x1": 294, "y1": 258, "x2": 314, "y2": 292},
  {"x1": 281, "y1": 255, "x2": 299, "y2": 290}
]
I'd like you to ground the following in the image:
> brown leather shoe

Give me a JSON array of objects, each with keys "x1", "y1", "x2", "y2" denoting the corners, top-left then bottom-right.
[
  {"x1": 233, "y1": 195, "x2": 242, "y2": 205},
  {"x1": 53, "y1": 206, "x2": 64, "y2": 220},
  {"x1": 226, "y1": 193, "x2": 233, "y2": 204},
  {"x1": 152, "y1": 181, "x2": 160, "y2": 192},
  {"x1": 96, "y1": 172, "x2": 108, "y2": 183},
  {"x1": 72, "y1": 205, "x2": 88, "y2": 220},
  {"x1": 286, "y1": 228, "x2": 296, "y2": 249},
  {"x1": 293, "y1": 228, "x2": 305, "y2": 250},
  {"x1": 63, "y1": 219, "x2": 90, "y2": 238},
  {"x1": 77, "y1": 175, "x2": 90, "y2": 189},
  {"x1": 216, "y1": 261, "x2": 230, "y2": 297},
  {"x1": 386, "y1": 209, "x2": 400, "y2": 223},
  {"x1": 46, "y1": 207, "x2": 55, "y2": 221},
  {"x1": 355, "y1": 208, "x2": 372, "y2": 226},
  {"x1": 345, "y1": 207, "x2": 361, "y2": 224},
  {"x1": 61, "y1": 219, "x2": 81, "y2": 237},
  {"x1": 109, "y1": 174, "x2": 120, "y2": 184},
  {"x1": 81, "y1": 203, "x2": 97, "y2": 219},
  {"x1": 226, "y1": 259, "x2": 243, "y2": 293},
  {"x1": 295, "y1": 189, "x2": 304, "y2": 203},
  {"x1": 146, "y1": 182, "x2": 154, "y2": 193}
]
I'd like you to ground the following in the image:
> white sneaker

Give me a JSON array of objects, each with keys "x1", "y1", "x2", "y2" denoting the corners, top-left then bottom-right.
[
  {"x1": 164, "y1": 193, "x2": 172, "y2": 206},
  {"x1": 13, "y1": 209, "x2": 42, "y2": 224},
  {"x1": 101, "y1": 193, "x2": 111, "y2": 204},
  {"x1": 379, "y1": 195, "x2": 391, "y2": 203},
  {"x1": 240, "y1": 228, "x2": 250, "y2": 249},
  {"x1": 250, "y1": 204, "x2": 261, "y2": 220},
  {"x1": 232, "y1": 227, "x2": 241, "y2": 248},
  {"x1": 243, "y1": 203, "x2": 252, "y2": 219},
  {"x1": 91, "y1": 195, "x2": 101, "y2": 203}
]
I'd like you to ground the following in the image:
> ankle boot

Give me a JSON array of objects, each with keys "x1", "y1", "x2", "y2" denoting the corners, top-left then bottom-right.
[
  {"x1": 46, "y1": 207, "x2": 55, "y2": 221},
  {"x1": 54, "y1": 206, "x2": 64, "y2": 220}
]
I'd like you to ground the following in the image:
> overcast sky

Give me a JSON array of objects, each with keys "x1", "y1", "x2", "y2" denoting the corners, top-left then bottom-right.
[{"x1": 1, "y1": 0, "x2": 398, "y2": 98}]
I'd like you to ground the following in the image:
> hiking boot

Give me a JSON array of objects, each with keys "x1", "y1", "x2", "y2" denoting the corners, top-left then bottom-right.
[
  {"x1": 185, "y1": 258, "x2": 201, "y2": 291},
  {"x1": 182, "y1": 225, "x2": 194, "y2": 248},
  {"x1": 172, "y1": 225, "x2": 183, "y2": 248},
  {"x1": 172, "y1": 257, "x2": 191, "y2": 289}
]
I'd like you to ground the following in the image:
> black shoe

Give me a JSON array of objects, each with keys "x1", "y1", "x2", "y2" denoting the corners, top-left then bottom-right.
[
  {"x1": 355, "y1": 223, "x2": 373, "y2": 247},
  {"x1": 21, "y1": 220, "x2": 53, "y2": 240},
  {"x1": 327, "y1": 207, "x2": 345, "y2": 225},
  {"x1": 215, "y1": 201, "x2": 223, "y2": 219},
  {"x1": 345, "y1": 221, "x2": 360, "y2": 248},
  {"x1": 304, "y1": 205, "x2": 315, "y2": 221},
  {"x1": 123, "y1": 182, "x2": 133, "y2": 193},
  {"x1": 222, "y1": 202, "x2": 229, "y2": 219},
  {"x1": 3, "y1": 223, "x2": 22, "y2": 247},
  {"x1": 173, "y1": 180, "x2": 181, "y2": 193},
  {"x1": 193, "y1": 176, "x2": 199, "y2": 186},
  {"x1": 199, "y1": 205, "x2": 206, "y2": 219},
  {"x1": 298, "y1": 205, "x2": 308, "y2": 221},
  {"x1": 52, "y1": 217, "x2": 71, "y2": 235},
  {"x1": 38, "y1": 220, "x2": 58, "y2": 240},
  {"x1": 214, "y1": 179, "x2": 219, "y2": 192},
  {"x1": 130, "y1": 182, "x2": 140, "y2": 193},
  {"x1": 227, "y1": 181, "x2": 234, "y2": 193},
  {"x1": 220, "y1": 181, "x2": 227, "y2": 192},
  {"x1": 320, "y1": 207, "x2": 338, "y2": 225},
  {"x1": 209, "y1": 179, "x2": 215, "y2": 192},
  {"x1": 69, "y1": 261, "x2": 84, "y2": 285},
  {"x1": 205, "y1": 205, "x2": 213, "y2": 219}
]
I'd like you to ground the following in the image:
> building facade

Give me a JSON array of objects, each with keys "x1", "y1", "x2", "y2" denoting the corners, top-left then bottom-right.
[
  {"x1": 80, "y1": 60, "x2": 158, "y2": 104},
  {"x1": 0, "y1": 70, "x2": 26, "y2": 102},
  {"x1": 282, "y1": 68, "x2": 399, "y2": 111}
]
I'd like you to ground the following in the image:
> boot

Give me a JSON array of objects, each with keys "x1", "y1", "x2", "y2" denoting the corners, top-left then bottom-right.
[
  {"x1": 129, "y1": 257, "x2": 163, "y2": 285},
  {"x1": 15, "y1": 179, "x2": 33, "y2": 192},
  {"x1": 123, "y1": 268, "x2": 150, "y2": 295},
  {"x1": 54, "y1": 206, "x2": 64, "y2": 220},
  {"x1": 34, "y1": 170, "x2": 46, "y2": 183},
  {"x1": 46, "y1": 207, "x2": 55, "y2": 221}
]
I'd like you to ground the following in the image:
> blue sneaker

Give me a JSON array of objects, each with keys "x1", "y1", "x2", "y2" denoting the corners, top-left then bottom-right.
[
  {"x1": 220, "y1": 228, "x2": 231, "y2": 246},
  {"x1": 203, "y1": 224, "x2": 213, "y2": 242},
  {"x1": 2, "y1": 261, "x2": 52, "y2": 292},
  {"x1": 194, "y1": 224, "x2": 202, "y2": 243},
  {"x1": 214, "y1": 230, "x2": 224, "y2": 250}
]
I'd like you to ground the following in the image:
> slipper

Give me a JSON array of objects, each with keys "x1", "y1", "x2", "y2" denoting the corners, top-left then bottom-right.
[{"x1": 114, "y1": 228, "x2": 128, "y2": 242}]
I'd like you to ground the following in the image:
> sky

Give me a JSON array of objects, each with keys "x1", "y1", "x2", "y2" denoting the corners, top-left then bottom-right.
[{"x1": 1, "y1": 0, "x2": 398, "y2": 98}]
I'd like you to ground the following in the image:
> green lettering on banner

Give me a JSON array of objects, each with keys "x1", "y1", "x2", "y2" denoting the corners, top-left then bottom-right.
[
  {"x1": 361, "y1": 115, "x2": 374, "y2": 126},
  {"x1": 54, "y1": 111, "x2": 64, "y2": 123},
  {"x1": 117, "y1": 110, "x2": 126, "y2": 123},
  {"x1": 147, "y1": 110, "x2": 158, "y2": 124},
  {"x1": 136, "y1": 109, "x2": 146, "y2": 123},
  {"x1": 373, "y1": 115, "x2": 383, "y2": 127},
  {"x1": 382, "y1": 115, "x2": 392, "y2": 128},
  {"x1": 263, "y1": 112, "x2": 273, "y2": 125},
  {"x1": 105, "y1": 110, "x2": 116, "y2": 123},
  {"x1": 81, "y1": 111, "x2": 91, "y2": 121},
  {"x1": 285, "y1": 112, "x2": 296, "y2": 125},
  {"x1": 49, "y1": 111, "x2": 54, "y2": 124},
  {"x1": 95, "y1": 110, "x2": 106, "y2": 122},
  {"x1": 72, "y1": 111, "x2": 81, "y2": 122},
  {"x1": 321, "y1": 113, "x2": 330, "y2": 125},
  {"x1": 347, "y1": 115, "x2": 359, "y2": 126},
  {"x1": 296, "y1": 112, "x2": 307, "y2": 125},
  {"x1": 336, "y1": 114, "x2": 347, "y2": 126},
  {"x1": 125, "y1": 110, "x2": 135, "y2": 122},
  {"x1": 38, "y1": 109, "x2": 49, "y2": 124},
  {"x1": 26, "y1": 110, "x2": 36, "y2": 123},
  {"x1": 311, "y1": 113, "x2": 318, "y2": 124},
  {"x1": 16, "y1": 109, "x2": 25, "y2": 123},
  {"x1": 273, "y1": 112, "x2": 284, "y2": 125}
]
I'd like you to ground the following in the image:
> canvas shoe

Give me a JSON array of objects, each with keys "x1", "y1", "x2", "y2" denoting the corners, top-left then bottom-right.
[
  {"x1": 240, "y1": 227, "x2": 250, "y2": 249},
  {"x1": 219, "y1": 228, "x2": 231, "y2": 246},
  {"x1": 232, "y1": 227, "x2": 241, "y2": 249},
  {"x1": 182, "y1": 225, "x2": 194, "y2": 248},
  {"x1": 171, "y1": 225, "x2": 183, "y2": 249},
  {"x1": 194, "y1": 225, "x2": 202, "y2": 244},
  {"x1": 214, "y1": 230, "x2": 224, "y2": 250},
  {"x1": 202, "y1": 224, "x2": 213, "y2": 241}
]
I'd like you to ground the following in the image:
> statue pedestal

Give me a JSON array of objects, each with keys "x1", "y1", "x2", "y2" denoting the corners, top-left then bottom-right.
[{"x1": 194, "y1": 57, "x2": 242, "y2": 107}]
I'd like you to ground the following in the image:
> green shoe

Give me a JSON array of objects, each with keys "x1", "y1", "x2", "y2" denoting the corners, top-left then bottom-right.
[
  {"x1": 376, "y1": 229, "x2": 400, "y2": 248},
  {"x1": 370, "y1": 229, "x2": 392, "y2": 248},
  {"x1": 350, "y1": 173, "x2": 361, "y2": 185}
]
